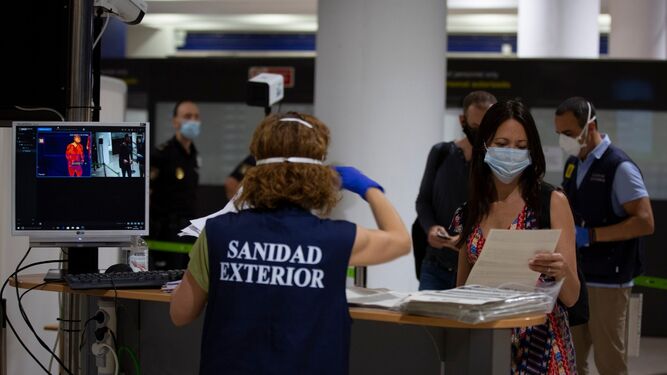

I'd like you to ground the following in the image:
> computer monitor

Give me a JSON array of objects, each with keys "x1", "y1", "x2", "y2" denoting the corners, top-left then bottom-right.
[{"x1": 11, "y1": 121, "x2": 149, "y2": 246}]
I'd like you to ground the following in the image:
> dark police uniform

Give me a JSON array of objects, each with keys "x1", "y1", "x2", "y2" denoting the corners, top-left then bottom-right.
[
  {"x1": 229, "y1": 155, "x2": 256, "y2": 182},
  {"x1": 118, "y1": 140, "x2": 132, "y2": 177},
  {"x1": 149, "y1": 135, "x2": 199, "y2": 269},
  {"x1": 195, "y1": 205, "x2": 355, "y2": 375}
]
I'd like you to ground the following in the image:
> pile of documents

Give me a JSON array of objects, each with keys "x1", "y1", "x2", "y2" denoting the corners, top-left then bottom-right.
[
  {"x1": 346, "y1": 229, "x2": 564, "y2": 324},
  {"x1": 161, "y1": 280, "x2": 181, "y2": 293},
  {"x1": 345, "y1": 286, "x2": 409, "y2": 310},
  {"x1": 179, "y1": 188, "x2": 248, "y2": 238},
  {"x1": 398, "y1": 285, "x2": 554, "y2": 324}
]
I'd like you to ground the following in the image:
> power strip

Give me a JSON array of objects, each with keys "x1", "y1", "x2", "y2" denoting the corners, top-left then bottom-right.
[{"x1": 94, "y1": 299, "x2": 117, "y2": 375}]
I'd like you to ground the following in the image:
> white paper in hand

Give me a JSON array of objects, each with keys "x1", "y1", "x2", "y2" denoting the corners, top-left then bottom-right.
[
  {"x1": 465, "y1": 229, "x2": 561, "y2": 291},
  {"x1": 178, "y1": 186, "x2": 247, "y2": 238}
]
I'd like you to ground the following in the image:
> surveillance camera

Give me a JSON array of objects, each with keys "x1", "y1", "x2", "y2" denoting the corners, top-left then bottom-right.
[
  {"x1": 246, "y1": 73, "x2": 285, "y2": 108},
  {"x1": 94, "y1": 0, "x2": 147, "y2": 25}
]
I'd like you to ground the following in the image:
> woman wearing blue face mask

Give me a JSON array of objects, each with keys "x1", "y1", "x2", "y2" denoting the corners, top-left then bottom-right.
[{"x1": 450, "y1": 100, "x2": 580, "y2": 374}]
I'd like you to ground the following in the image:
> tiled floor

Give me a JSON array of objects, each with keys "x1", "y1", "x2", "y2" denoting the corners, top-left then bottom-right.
[{"x1": 587, "y1": 336, "x2": 667, "y2": 375}]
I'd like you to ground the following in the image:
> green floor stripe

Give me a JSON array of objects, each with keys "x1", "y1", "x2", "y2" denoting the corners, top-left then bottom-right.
[
  {"x1": 634, "y1": 276, "x2": 667, "y2": 290},
  {"x1": 146, "y1": 240, "x2": 192, "y2": 253}
]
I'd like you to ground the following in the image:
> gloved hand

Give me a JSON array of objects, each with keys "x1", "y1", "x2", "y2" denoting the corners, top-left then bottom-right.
[
  {"x1": 334, "y1": 166, "x2": 384, "y2": 200},
  {"x1": 575, "y1": 226, "x2": 590, "y2": 248}
]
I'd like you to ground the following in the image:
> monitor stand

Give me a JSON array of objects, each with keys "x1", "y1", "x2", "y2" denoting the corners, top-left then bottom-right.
[{"x1": 66, "y1": 247, "x2": 98, "y2": 274}]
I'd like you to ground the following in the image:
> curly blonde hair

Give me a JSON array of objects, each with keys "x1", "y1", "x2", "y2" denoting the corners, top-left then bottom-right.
[{"x1": 235, "y1": 112, "x2": 340, "y2": 215}]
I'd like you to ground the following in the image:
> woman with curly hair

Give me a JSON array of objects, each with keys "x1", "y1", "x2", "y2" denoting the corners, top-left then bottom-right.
[{"x1": 170, "y1": 112, "x2": 411, "y2": 375}]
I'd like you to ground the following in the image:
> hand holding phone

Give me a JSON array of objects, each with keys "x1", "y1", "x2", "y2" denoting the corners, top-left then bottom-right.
[{"x1": 436, "y1": 229, "x2": 452, "y2": 239}]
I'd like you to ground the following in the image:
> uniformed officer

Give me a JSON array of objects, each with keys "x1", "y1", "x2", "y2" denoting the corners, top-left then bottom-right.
[
  {"x1": 554, "y1": 97, "x2": 655, "y2": 375},
  {"x1": 149, "y1": 100, "x2": 202, "y2": 269}
]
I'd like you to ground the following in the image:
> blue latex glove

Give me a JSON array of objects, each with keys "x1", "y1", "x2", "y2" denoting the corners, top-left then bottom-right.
[
  {"x1": 575, "y1": 226, "x2": 590, "y2": 248},
  {"x1": 334, "y1": 166, "x2": 384, "y2": 200}
]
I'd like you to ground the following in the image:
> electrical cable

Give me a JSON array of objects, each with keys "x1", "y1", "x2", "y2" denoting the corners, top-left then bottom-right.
[
  {"x1": 79, "y1": 310, "x2": 106, "y2": 351},
  {"x1": 421, "y1": 326, "x2": 445, "y2": 365},
  {"x1": 109, "y1": 276, "x2": 119, "y2": 311},
  {"x1": 97, "y1": 343, "x2": 119, "y2": 375},
  {"x1": 118, "y1": 345, "x2": 141, "y2": 375},
  {"x1": 14, "y1": 105, "x2": 65, "y2": 121},
  {"x1": 78, "y1": 316, "x2": 98, "y2": 351},
  {"x1": 48, "y1": 329, "x2": 60, "y2": 374},
  {"x1": 107, "y1": 327, "x2": 118, "y2": 350},
  {"x1": 93, "y1": 15, "x2": 111, "y2": 49},
  {"x1": 12, "y1": 248, "x2": 74, "y2": 374},
  {"x1": 1, "y1": 259, "x2": 65, "y2": 374}
]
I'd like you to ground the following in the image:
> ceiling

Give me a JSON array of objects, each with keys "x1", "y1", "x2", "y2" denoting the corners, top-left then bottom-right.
[{"x1": 139, "y1": 0, "x2": 611, "y2": 34}]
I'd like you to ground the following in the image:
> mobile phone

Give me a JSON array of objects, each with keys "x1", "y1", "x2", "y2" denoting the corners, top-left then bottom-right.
[
  {"x1": 436, "y1": 231, "x2": 451, "y2": 239},
  {"x1": 43, "y1": 269, "x2": 65, "y2": 282}
]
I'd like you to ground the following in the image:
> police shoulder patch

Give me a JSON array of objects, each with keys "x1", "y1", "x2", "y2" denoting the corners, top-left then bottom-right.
[{"x1": 564, "y1": 163, "x2": 575, "y2": 179}]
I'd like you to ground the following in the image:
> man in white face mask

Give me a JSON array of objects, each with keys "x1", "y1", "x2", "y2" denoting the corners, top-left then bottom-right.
[
  {"x1": 149, "y1": 100, "x2": 203, "y2": 270},
  {"x1": 554, "y1": 97, "x2": 654, "y2": 375}
]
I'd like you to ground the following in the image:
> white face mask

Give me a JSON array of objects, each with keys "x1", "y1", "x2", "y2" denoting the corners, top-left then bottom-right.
[
  {"x1": 559, "y1": 102, "x2": 596, "y2": 157},
  {"x1": 484, "y1": 145, "x2": 532, "y2": 184}
]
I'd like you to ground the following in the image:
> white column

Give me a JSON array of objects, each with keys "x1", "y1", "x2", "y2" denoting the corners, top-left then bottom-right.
[
  {"x1": 517, "y1": 0, "x2": 600, "y2": 58},
  {"x1": 126, "y1": 25, "x2": 177, "y2": 58},
  {"x1": 315, "y1": 0, "x2": 446, "y2": 292},
  {"x1": 608, "y1": 0, "x2": 667, "y2": 59}
]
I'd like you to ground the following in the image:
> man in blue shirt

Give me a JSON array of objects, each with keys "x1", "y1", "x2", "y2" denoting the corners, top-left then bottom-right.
[{"x1": 554, "y1": 97, "x2": 654, "y2": 375}]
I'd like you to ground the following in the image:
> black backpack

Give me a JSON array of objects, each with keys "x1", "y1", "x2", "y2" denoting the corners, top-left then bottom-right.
[{"x1": 538, "y1": 183, "x2": 589, "y2": 327}]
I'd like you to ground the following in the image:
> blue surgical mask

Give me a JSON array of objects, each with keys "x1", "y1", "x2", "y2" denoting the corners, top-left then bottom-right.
[
  {"x1": 484, "y1": 145, "x2": 532, "y2": 184},
  {"x1": 180, "y1": 120, "x2": 201, "y2": 140}
]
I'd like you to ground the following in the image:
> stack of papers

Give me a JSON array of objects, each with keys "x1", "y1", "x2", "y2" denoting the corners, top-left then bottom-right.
[
  {"x1": 178, "y1": 201, "x2": 237, "y2": 238},
  {"x1": 161, "y1": 280, "x2": 181, "y2": 293},
  {"x1": 179, "y1": 188, "x2": 249, "y2": 238},
  {"x1": 399, "y1": 285, "x2": 553, "y2": 324},
  {"x1": 346, "y1": 286, "x2": 409, "y2": 310}
]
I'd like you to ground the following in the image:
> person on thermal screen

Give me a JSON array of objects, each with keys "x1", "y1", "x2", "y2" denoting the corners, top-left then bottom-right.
[{"x1": 66, "y1": 134, "x2": 84, "y2": 176}]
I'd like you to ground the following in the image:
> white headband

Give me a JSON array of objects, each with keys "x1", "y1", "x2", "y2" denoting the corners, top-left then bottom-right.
[
  {"x1": 255, "y1": 157, "x2": 323, "y2": 166},
  {"x1": 279, "y1": 118, "x2": 313, "y2": 128}
]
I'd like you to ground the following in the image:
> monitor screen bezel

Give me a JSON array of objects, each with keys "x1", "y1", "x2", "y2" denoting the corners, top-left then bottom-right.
[{"x1": 11, "y1": 121, "x2": 150, "y2": 245}]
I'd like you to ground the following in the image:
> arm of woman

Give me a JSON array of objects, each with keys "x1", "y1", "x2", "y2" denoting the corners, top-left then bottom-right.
[
  {"x1": 529, "y1": 190, "x2": 580, "y2": 307},
  {"x1": 170, "y1": 270, "x2": 207, "y2": 326},
  {"x1": 456, "y1": 245, "x2": 471, "y2": 286},
  {"x1": 349, "y1": 188, "x2": 411, "y2": 266}
]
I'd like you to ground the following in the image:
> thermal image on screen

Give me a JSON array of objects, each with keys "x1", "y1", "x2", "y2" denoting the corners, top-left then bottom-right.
[
  {"x1": 35, "y1": 131, "x2": 145, "y2": 178},
  {"x1": 36, "y1": 131, "x2": 92, "y2": 177}
]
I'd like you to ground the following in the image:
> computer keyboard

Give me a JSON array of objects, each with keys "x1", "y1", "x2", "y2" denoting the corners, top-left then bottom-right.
[{"x1": 64, "y1": 270, "x2": 185, "y2": 290}]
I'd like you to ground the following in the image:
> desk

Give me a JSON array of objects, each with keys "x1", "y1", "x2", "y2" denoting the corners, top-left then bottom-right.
[{"x1": 12, "y1": 274, "x2": 546, "y2": 374}]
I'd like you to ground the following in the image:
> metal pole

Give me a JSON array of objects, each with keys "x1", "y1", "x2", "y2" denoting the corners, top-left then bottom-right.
[
  {"x1": 63, "y1": 1, "x2": 95, "y2": 373},
  {"x1": 354, "y1": 266, "x2": 366, "y2": 287},
  {"x1": 1, "y1": 299, "x2": 6, "y2": 375},
  {"x1": 68, "y1": 0, "x2": 94, "y2": 122}
]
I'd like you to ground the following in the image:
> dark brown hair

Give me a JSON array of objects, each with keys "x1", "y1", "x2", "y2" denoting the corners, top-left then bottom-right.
[
  {"x1": 462, "y1": 90, "x2": 497, "y2": 114},
  {"x1": 457, "y1": 99, "x2": 546, "y2": 247},
  {"x1": 236, "y1": 112, "x2": 340, "y2": 214}
]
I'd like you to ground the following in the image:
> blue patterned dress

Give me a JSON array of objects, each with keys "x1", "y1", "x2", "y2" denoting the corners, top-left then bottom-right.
[{"x1": 451, "y1": 205, "x2": 577, "y2": 375}]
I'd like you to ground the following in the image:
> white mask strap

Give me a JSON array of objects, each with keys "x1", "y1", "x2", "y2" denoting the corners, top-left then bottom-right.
[
  {"x1": 255, "y1": 157, "x2": 323, "y2": 166},
  {"x1": 586, "y1": 101, "x2": 597, "y2": 125},
  {"x1": 576, "y1": 102, "x2": 595, "y2": 142},
  {"x1": 279, "y1": 118, "x2": 313, "y2": 128}
]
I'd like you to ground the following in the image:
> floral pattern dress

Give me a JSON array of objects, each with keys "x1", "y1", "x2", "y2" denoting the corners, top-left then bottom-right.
[{"x1": 451, "y1": 205, "x2": 577, "y2": 375}]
